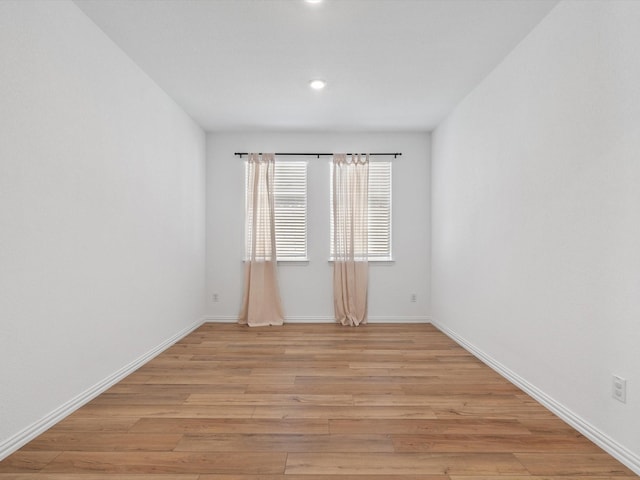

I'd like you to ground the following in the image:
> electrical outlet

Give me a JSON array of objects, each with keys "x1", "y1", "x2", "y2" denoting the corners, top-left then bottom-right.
[
  {"x1": 212, "y1": 293, "x2": 219, "y2": 303},
  {"x1": 612, "y1": 375, "x2": 626, "y2": 403},
  {"x1": 410, "y1": 293, "x2": 417, "y2": 303}
]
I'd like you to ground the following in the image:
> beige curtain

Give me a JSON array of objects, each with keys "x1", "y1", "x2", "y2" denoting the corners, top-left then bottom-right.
[
  {"x1": 238, "y1": 153, "x2": 285, "y2": 327},
  {"x1": 332, "y1": 153, "x2": 369, "y2": 326}
]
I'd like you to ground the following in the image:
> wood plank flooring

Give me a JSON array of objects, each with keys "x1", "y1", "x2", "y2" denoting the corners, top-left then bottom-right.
[{"x1": 1, "y1": 323, "x2": 636, "y2": 479}]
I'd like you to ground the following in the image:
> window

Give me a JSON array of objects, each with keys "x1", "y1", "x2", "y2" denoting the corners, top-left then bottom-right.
[
  {"x1": 245, "y1": 160, "x2": 308, "y2": 261},
  {"x1": 330, "y1": 161, "x2": 392, "y2": 261}
]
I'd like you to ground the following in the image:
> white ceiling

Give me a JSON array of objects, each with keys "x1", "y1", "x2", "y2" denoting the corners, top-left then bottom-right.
[{"x1": 74, "y1": 0, "x2": 558, "y2": 132}]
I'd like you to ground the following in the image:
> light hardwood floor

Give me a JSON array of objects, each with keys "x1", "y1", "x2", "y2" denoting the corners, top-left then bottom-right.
[{"x1": 1, "y1": 323, "x2": 636, "y2": 479}]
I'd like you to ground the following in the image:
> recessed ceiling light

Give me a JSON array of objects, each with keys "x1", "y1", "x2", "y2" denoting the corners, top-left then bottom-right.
[
  {"x1": 305, "y1": 0, "x2": 323, "y2": 4},
  {"x1": 309, "y1": 79, "x2": 326, "y2": 90}
]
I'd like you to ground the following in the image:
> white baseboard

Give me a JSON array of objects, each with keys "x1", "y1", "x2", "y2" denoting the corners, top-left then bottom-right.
[
  {"x1": 432, "y1": 320, "x2": 640, "y2": 475},
  {"x1": 205, "y1": 315, "x2": 237, "y2": 322},
  {"x1": 0, "y1": 317, "x2": 205, "y2": 461},
  {"x1": 204, "y1": 315, "x2": 431, "y2": 324},
  {"x1": 368, "y1": 316, "x2": 431, "y2": 323}
]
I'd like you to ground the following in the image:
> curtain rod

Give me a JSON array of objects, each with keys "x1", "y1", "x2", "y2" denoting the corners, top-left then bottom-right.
[{"x1": 234, "y1": 152, "x2": 402, "y2": 159}]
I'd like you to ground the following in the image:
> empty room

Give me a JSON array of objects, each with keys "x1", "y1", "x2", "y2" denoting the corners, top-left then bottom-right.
[{"x1": 1, "y1": 0, "x2": 639, "y2": 478}]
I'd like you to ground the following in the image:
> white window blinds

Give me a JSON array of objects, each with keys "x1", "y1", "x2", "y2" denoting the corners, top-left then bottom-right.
[
  {"x1": 245, "y1": 160, "x2": 308, "y2": 261},
  {"x1": 330, "y1": 161, "x2": 392, "y2": 261}
]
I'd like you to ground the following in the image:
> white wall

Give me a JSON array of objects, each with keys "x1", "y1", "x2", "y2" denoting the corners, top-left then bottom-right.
[
  {"x1": 0, "y1": 0, "x2": 206, "y2": 455},
  {"x1": 432, "y1": 0, "x2": 640, "y2": 469},
  {"x1": 207, "y1": 132, "x2": 430, "y2": 322}
]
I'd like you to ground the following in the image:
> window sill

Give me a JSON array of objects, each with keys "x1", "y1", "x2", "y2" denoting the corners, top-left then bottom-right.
[
  {"x1": 278, "y1": 259, "x2": 309, "y2": 266},
  {"x1": 328, "y1": 259, "x2": 395, "y2": 265},
  {"x1": 243, "y1": 259, "x2": 309, "y2": 265}
]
